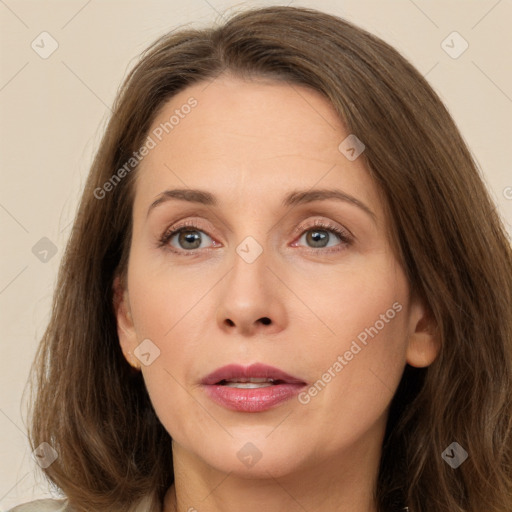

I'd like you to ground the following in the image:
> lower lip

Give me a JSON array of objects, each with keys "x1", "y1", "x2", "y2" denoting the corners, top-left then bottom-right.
[{"x1": 203, "y1": 383, "x2": 305, "y2": 412}]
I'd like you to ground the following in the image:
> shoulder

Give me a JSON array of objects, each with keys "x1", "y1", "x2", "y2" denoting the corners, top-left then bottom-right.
[{"x1": 7, "y1": 498, "x2": 69, "y2": 512}]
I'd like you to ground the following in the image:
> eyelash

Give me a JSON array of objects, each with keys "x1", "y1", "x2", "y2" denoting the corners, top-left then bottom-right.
[{"x1": 157, "y1": 220, "x2": 353, "y2": 255}]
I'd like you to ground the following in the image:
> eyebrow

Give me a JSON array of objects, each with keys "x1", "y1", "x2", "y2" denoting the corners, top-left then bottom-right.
[
  {"x1": 283, "y1": 189, "x2": 376, "y2": 221},
  {"x1": 147, "y1": 188, "x2": 376, "y2": 222},
  {"x1": 147, "y1": 189, "x2": 216, "y2": 217}
]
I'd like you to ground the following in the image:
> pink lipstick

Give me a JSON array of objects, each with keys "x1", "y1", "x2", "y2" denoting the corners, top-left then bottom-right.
[{"x1": 201, "y1": 363, "x2": 306, "y2": 413}]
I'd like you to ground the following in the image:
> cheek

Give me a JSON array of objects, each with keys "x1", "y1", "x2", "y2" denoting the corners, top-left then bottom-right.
[
  {"x1": 289, "y1": 253, "x2": 409, "y2": 359},
  {"x1": 126, "y1": 248, "x2": 218, "y2": 342},
  {"x1": 292, "y1": 257, "x2": 409, "y2": 421},
  {"x1": 125, "y1": 253, "x2": 219, "y2": 432},
  {"x1": 292, "y1": 305, "x2": 408, "y2": 456},
  {"x1": 126, "y1": 269, "x2": 208, "y2": 442}
]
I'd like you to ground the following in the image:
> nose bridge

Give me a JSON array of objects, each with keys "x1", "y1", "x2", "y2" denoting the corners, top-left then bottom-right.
[
  {"x1": 226, "y1": 203, "x2": 271, "y2": 281},
  {"x1": 215, "y1": 231, "x2": 286, "y2": 335},
  {"x1": 228, "y1": 233, "x2": 269, "y2": 302}
]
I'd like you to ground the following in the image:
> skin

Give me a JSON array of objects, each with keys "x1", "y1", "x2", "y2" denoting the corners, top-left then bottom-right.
[{"x1": 114, "y1": 75, "x2": 439, "y2": 512}]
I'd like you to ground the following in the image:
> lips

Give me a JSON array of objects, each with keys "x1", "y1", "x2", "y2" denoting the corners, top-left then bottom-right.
[
  {"x1": 201, "y1": 363, "x2": 307, "y2": 412},
  {"x1": 201, "y1": 363, "x2": 305, "y2": 386}
]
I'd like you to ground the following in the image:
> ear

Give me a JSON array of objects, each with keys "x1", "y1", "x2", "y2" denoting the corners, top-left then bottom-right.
[
  {"x1": 113, "y1": 275, "x2": 140, "y2": 370},
  {"x1": 406, "y1": 295, "x2": 440, "y2": 368}
]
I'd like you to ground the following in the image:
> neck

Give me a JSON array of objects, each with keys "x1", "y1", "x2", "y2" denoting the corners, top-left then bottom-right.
[{"x1": 163, "y1": 436, "x2": 381, "y2": 512}]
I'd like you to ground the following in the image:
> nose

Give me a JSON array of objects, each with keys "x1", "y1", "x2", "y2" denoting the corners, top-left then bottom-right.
[{"x1": 215, "y1": 244, "x2": 287, "y2": 337}]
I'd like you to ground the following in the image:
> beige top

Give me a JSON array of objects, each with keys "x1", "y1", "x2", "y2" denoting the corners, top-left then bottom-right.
[
  {"x1": 7, "y1": 495, "x2": 160, "y2": 512},
  {"x1": 8, "y1": 498, "x2": 411, "y2": 511},
  {"x1": 7, "y1": 500, "x2": 68, "y2": 512}
]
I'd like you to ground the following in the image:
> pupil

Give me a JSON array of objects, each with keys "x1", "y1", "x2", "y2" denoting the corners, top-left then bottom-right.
[
  {"x1": 307, "y1": 230, "x2": 328, "y2": 248},
  {"x1": 179, "y1": 230, "x2": 201, "y2": 249}
]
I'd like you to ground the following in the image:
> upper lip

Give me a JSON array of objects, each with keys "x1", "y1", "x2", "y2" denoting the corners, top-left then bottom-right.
[{"x1": 201, "y1": 363, "x2": 306, "y2": 385}]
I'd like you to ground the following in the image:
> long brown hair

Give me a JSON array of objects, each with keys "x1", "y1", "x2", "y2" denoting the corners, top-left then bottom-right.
[{"x1": 27, "y1": 6, "x2": 512, "y2": 512}]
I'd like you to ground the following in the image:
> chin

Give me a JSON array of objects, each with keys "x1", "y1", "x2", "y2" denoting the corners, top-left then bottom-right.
[{"x1": 181, "y1": 427, "x2": 310, "y2": 479}]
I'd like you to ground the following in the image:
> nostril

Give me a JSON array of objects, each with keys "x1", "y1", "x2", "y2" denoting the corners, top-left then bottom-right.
[
  {"x1": 259, "y1": 317, "x2": 271, "y2": 325},
  {"x1": 224, "y1": 319, "x2": 235, "y2": 327}
]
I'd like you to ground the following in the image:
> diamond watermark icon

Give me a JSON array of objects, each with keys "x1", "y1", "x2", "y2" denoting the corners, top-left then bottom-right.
[
  {"x1": 134, "y1": 338, "x2": 161, "y2": 366},
  {"x1": 236, "y1": 236, "x2": 263, "y2": 264},
  {"x1": 31, "y1": 31, "x2": 59, "y2": 59},
  {"x1": 338, "y1": 134, "x2": 365, "y2": 161},
  {"x1": 237, "y1": 442, "x2": 262, "y2": 468},
  {"x1": 32, "y1": 237, "x2": 58, "y2": 263},
  {"x1": 32, "y1": 442, "x2": 58, "y2": 469},
  {"x1": 441, "y1": 31, "x2": 468, "y2": 59},
  {"x1": 442, "y1": 442, "x2": 468, "y2": 469}
]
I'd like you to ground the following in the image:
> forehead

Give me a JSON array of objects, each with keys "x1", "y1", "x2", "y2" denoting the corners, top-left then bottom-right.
[{"x1": 132, "y1": 75, "x2": 382, "y2": 219}]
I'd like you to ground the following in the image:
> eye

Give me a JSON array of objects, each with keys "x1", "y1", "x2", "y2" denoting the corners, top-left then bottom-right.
[
  {"x1": 293, "y1": 222, "x2": 352, "y2": 251},
  {"x1": 299, "y1": 229, "x2": 338, "y2": 248},
  {"x1": 158, "y1": 224, "x2": 218, "y2": 252},
  {"x1": 172, "y1": 229, "x2": 212, "y2": 250},
  {"x1": 298, "y1": 228, "x2": 341, "y2": 248}
]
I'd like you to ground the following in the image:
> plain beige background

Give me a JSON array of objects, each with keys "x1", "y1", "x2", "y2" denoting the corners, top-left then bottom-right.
[{"x1": 1, "y1": 0, "x2": 511, "y2": 508}]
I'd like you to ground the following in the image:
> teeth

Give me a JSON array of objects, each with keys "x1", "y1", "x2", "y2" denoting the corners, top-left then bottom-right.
[
  {"x1": 224, "y1": 382, "x2": 274, "y2": 389},
  {"x1": 220, "y1": 377, "x2": 277, "y2": 389},
  {"x1": 224, "y1": 377, "x2": 275, "y2": 384}
]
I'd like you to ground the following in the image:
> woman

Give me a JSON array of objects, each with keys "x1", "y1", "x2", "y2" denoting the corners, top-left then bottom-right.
[{"x1": 10, "y1": 5, "x2": 512, "y2": 512}]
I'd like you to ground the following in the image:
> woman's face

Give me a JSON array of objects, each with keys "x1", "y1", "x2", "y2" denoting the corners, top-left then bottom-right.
[{"x1": 115, "y1": 75, "x2": 437, "y2": 480}]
